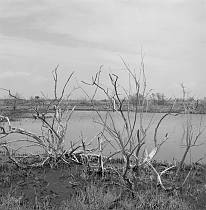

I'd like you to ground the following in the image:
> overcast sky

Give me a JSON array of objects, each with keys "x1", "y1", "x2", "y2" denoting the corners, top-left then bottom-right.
[{"x1": 0, "y1": 0, "x2": 205, "y2": 99}]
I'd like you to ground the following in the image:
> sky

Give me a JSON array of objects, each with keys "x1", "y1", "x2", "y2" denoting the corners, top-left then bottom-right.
[{"x1": 0, "y1": 0, "x2": 205, "y2": 99}]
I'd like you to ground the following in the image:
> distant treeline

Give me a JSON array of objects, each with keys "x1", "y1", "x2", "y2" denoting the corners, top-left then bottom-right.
[{"x1": 0, "y1": 96, "x2": 206, "y2": 118}]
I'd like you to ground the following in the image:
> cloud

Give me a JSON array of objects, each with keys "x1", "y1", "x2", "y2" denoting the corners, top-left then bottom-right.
[
  {"x1": 0, "y1": 14, "x2": 138, "y2": 55},
  {"x1": 0, "y1": 0, "x2": 205, "y2": 97},
  {"x1": 0, "y1": 71, "x2": 30, "y2": 79},
  {"x1": 0, "y1": 0, "x2": 205, "y2": 56},
  {"x1": 0, "y1": 0, "x2": 48, "y2": 18}
]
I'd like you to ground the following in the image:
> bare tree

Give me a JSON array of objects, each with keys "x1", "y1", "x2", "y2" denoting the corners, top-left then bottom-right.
[
  {"x1": 175, "y1": 84, "x2": 204, "y2": 177},
  {"x1": 81, "y1": 56, "x2": 175, "y2": 190},
  {"x1": 0, "y1": 66, "x2": 80, "y2": 168}
]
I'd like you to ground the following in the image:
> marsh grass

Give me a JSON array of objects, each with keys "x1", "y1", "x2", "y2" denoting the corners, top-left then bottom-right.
[
  {"x1": 0, "y1": 63, "x2": 206, "y2": 210},
  {"x1": 0, "y1": 159, "x2": 205, "y2": 210},
  {"x1": 0, "y1": 186, "x2": 193, "y2": 210}
]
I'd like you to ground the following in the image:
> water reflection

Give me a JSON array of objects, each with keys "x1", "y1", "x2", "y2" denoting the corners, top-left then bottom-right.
[{"x1": 2, "y1": 111, "x2": 206, "y2": 163}]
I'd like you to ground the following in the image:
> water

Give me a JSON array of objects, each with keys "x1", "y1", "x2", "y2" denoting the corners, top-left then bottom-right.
[{"x1": 1, "y1": 111, "x2": 206, "y2": 163}]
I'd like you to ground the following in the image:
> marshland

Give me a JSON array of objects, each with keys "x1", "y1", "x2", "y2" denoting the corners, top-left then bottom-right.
[
  {"x1": 0, "y1": 66, "x2": 206, "y2": 210},
  {"x1": 1, "y1": 1, "x2": 206, "y2": 209}
]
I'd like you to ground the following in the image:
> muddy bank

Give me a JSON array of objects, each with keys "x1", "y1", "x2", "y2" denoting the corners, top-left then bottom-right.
[{"x1": 0, "y1": 154, "x2": 206, "y2": 209}]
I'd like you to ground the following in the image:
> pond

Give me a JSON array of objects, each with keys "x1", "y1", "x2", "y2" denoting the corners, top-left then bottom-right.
[{"x1": 1, "y1": 111, "x2": 206, "y2": 163}]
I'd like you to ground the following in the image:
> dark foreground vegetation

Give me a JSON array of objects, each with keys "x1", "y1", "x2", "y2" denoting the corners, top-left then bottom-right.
[
  {"x1": 0, "y1": 62, "x2": 206, "y2": 209},
  {"x1": 0, "y1": 154, "x2": 206, "y2": 210}
]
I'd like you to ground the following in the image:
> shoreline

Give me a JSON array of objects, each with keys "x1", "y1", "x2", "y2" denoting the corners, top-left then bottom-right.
[
  {"x1": 4, "y1": 107, "x2": 206, "y2": 121},
  {"x1": 0, "y1": 152, "x2": 205, "y2": 209}
]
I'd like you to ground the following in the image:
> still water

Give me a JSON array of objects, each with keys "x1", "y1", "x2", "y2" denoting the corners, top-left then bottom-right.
[{"x1": 2, "y1": 111, "x2": 206, "y2": 163}]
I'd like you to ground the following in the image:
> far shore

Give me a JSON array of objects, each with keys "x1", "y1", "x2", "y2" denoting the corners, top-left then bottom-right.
[{"x1": 1, "y1": 98, "x2": 206, "y2": 120}]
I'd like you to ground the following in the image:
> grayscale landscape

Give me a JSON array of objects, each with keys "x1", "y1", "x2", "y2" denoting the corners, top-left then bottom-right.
[{"x1": 0, "y1": 1, "x2": 206, "y2": 209}]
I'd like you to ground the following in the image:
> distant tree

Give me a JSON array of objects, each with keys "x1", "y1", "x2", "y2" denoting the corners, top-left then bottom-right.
[
  {"x1": 151, "y1": 93, "x2": 157, "y2": 105},
  {"x1": 129, "y1": 93, "x2": 144, "y2": 105},
  {"x1": 10, "y1": 92, "x2": 22, "y2": 111},
  {"x1": 187, "y1": 96, "x2": 194, "y2": 102},
  {"x1": 156, "y1": 93, "x2": 166, "y2": 105}
]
